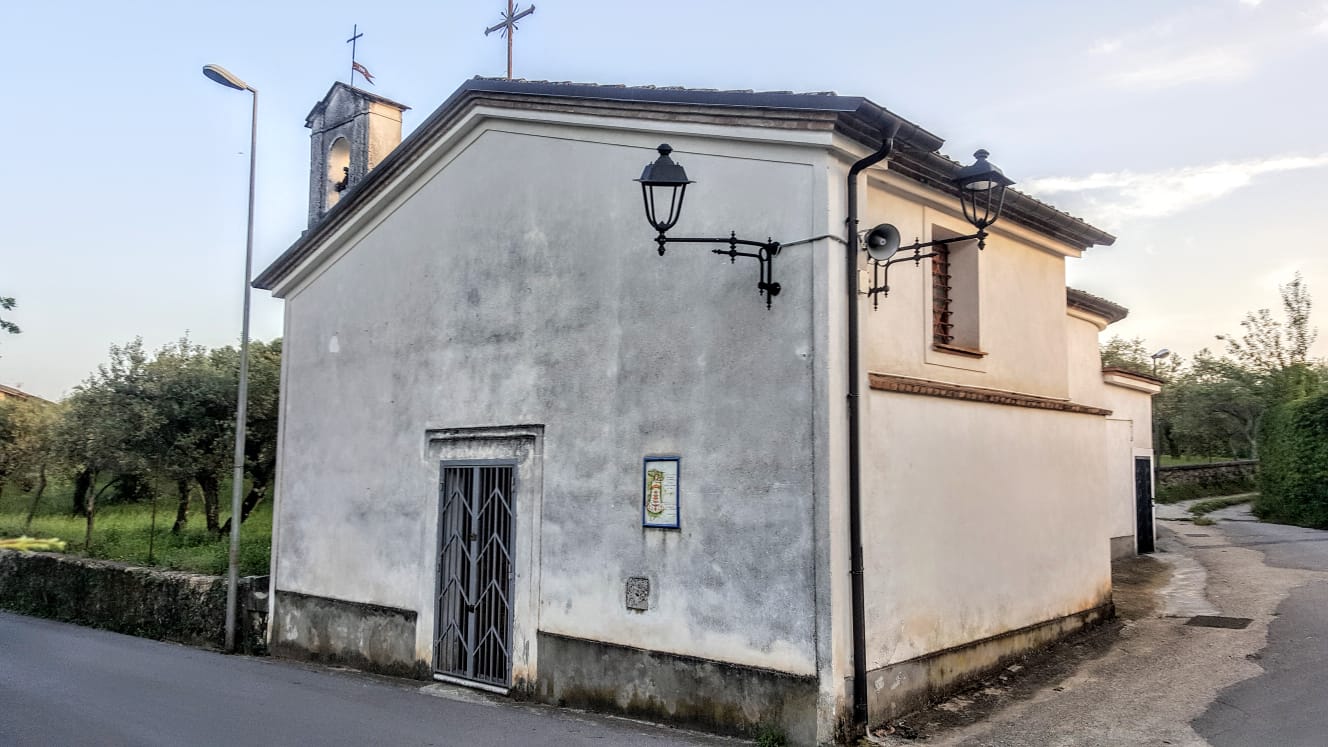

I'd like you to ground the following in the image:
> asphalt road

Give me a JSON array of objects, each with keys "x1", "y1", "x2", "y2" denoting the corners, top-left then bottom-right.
[
  {"x1": 1192, "y1": 510, "x2": 1328, "y2": 747},
  {"x1": 0, "y1": 612, "x2": 730, "y2": 747}
]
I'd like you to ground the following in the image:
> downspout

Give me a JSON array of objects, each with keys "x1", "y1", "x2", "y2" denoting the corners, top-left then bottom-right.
[{"x1": 846, "y1": 121, "x2": 899, "y2": 732}]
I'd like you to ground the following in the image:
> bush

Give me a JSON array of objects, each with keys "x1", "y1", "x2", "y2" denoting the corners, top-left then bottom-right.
[
  {"x1": 1256, "y1": 393, "x2": 1328, "y2": 528},
  {"x1": 754, "y1": 725, "x2": 787, "y2": 747}
]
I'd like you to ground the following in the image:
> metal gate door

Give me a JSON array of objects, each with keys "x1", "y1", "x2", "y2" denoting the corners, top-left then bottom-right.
[
  {"x1": 1135, "y1": 457, "x2": 1155, "y2": 554},
  {"x1": 435, "y1": 464, "x2": 515, "y2": 688}
]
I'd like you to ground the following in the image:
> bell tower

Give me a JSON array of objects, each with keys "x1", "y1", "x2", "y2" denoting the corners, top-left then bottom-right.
[{"x1": 305, "y1": 82, "x2": 409, "y2": 226}]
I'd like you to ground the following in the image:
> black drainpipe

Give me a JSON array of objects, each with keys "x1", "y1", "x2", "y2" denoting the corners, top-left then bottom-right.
[{"x1": 845, "y1": 121, "x2": 899, "y2": 732}]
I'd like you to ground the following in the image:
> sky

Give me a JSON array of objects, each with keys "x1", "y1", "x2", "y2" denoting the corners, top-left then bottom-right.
[{"x1": 3, "y1": 0, "x2": 1327, "y2": 400}]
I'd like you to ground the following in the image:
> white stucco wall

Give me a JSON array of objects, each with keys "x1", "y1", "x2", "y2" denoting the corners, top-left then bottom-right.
[
  {"x1": 859, "y1": 391, "x2": 1112, "y2": 668},
  {"x1": 1102, "y1": 380, "x2": 1159, "y2": 547},
  {"x1": 1064, "y1": 310, "x2": 1159, "y2": 552},
  {"x1": 271, "y1": 119, "x2": 836, "y2": 678},
  {"x1": 1102, "y1": 383, "x2": 1156, "y2": 452},
  {"x1": 851, "y1": 181, "x2": 1113, "y2": 669},
  {"x1": 1103, "y1": 419, "x2": 1137, "y2": 548},
  {"x1": 1065, "y1": 314, "x2": 1107, "y2": 407},
  {"x1": 860, "y1": 176, "x2": 1077, "y2": 400}
]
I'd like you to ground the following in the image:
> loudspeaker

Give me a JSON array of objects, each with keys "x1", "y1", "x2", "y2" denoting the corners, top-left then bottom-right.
[{"x1": 864, "y1": 223, "x2": 901, "y2": 262}]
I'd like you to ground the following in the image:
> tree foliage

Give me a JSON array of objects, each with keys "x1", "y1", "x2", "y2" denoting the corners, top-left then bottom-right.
[
  {"x1": 53, "y1": 340, "x2": 159, "y2": 548},
  {"x1": 143, "y1": 337, "x2": 235, "y2": 532},
  {"x1": 1111, "y1": 274, "x2": 1325, "y2": 461},
  {"x1": 0, "y1": 399, "x2": 45, "y2": 492},
  {"x1": 1100, "y1": 336, "x2": 1153, "y2": 376},
  {"x1": 1219, "y1": 273, "x2": 1315, "y2": 374},
  {"x1": 218, "y1": 339, "x2": 282, "y2": 534},
  {"x1": 0, "y1": 397, "x2": 58, "y2": 523},
  {"x1": 0, "y1": 295, "x2": 18, "y2": 336},
  {"x1": 4, "y1": 335, "x2": 281, "y2": 555},
  {"x1": 1168, "y1": 350, "x2": 1268, "y2": 458}
]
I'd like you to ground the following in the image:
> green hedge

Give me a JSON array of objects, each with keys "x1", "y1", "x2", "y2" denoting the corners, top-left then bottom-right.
[{"x1": 1256, "y1": 393, "x2": 1328, "y2": 528}]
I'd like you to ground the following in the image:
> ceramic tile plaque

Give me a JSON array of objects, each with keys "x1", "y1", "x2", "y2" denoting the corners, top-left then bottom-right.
[{"x1": 642, "y1": 456, "x2": 680, "y2": 529}]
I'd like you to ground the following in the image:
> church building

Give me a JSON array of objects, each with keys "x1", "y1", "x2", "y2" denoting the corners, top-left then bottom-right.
[{"x1": 254, "y1": 77, "x2": 1156, "y2": 745}]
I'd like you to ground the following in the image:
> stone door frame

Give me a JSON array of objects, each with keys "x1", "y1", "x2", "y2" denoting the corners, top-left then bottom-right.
[{"x1": 423, "y1": 424, "x2": 544, "y2": 693}]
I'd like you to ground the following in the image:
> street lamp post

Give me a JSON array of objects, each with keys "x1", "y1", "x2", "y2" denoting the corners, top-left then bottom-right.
[
  {"x1": 202, "y1": 63, "x2": 257, "y2": 653},
  {"x1": 1151, "y1": 348, "x2": 1171, "y2": 375}
]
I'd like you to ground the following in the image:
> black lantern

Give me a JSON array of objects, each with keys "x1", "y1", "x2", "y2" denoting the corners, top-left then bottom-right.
[
  {"x1": 636, "y1": 144, "x2": 693, "y2": 235},
  {"x1": 631, "y1": 143, "x2": 783, "y2": 309},
  {"x1": 952, "y1": 149, "x2": 1014, "y2": 231}
]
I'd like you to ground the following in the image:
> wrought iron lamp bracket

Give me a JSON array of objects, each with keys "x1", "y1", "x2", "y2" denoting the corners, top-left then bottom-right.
[
  {"x1": 864, "y1": 230, "x2": 986, "y2": 310},
  {"x1": 653, "y1": 231, "x2": 783, "y2": 310}
]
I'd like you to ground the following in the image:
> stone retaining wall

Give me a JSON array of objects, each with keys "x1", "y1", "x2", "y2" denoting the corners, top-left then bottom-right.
[
  {"x1": 0, "y1": 549, "x2": 267, "y2": 652},
  {"x1": 1156, "y1": 460, "x2": 1258, "y2": 489}
]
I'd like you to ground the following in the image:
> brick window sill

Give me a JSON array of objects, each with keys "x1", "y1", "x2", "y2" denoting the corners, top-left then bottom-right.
[{"x1": 932, "y1": 343, "x2": 988, "y2": 359}]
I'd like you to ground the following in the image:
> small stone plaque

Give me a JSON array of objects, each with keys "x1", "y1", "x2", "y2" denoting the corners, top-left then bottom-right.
[{"x1": 626, "y1": 577, "x2": 650, "y2": 611}]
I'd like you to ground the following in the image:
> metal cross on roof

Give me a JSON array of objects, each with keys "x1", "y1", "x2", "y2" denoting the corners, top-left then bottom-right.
[{"x1": 484, "y1": 2, "x2": 536, "y2": 80}]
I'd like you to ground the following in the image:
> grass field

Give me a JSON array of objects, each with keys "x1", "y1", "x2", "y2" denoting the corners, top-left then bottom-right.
[{"x1": 0, "y1": 478, "x2": 271, "y2": 577}]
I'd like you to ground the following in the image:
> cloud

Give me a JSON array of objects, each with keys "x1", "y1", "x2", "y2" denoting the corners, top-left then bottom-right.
[
  {"x1": 1089, "y1": 12, "x2": 1186, "y2": 57},
  {"x1": 1106, "y1": 50, "x2": 1254, "y2": 89},
  {"x1": 1088, "y1": 1, "x2": 1326, "y2": 91},
  {"x1": 1024, "y1": 154, "x2": 1328, "y2": 224}
]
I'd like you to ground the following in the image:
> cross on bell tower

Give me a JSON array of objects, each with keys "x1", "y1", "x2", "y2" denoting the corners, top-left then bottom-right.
[
  {"x1": 484, "y1": 2, "x2": 536, "y2": 80},
  {"x1": 346, "y1": 24, "x2": 376, "y2": 87}
]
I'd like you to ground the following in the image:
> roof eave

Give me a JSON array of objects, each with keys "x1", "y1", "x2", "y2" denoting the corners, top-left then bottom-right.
[
  {"x1": 1066, "y1": 287, "x2": 1129, "y2": 325},
  {"x1": 1102, "y1": 366, "x2": 1167, "y2": 387},
  {"x1": 890, "y1": 151, "x2": 1116, "y2": 251},
  {"x1": 257, "y1": 79, "x2": 1114, "y2": 291}
]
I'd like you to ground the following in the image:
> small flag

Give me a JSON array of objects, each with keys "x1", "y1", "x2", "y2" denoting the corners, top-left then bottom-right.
[{"x1": 352, "y1": 61, "x2": 375, "y2": 85}]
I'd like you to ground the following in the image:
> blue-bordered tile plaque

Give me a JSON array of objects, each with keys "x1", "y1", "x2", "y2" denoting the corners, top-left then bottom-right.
[{"x1": 642, "y1": 456, "x2": 680, "y2": 529}]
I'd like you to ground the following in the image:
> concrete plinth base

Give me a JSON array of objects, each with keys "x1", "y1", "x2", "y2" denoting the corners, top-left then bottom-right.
[
  {"x1": 535, "y1": 631, "x2": 819, "y2": 745},
  {"x1": 1111, "y1": 535, "x2": 1138, "y2": 559},
  {"x1": 863, "y1": 602, "x2": 1114, "y2": 725},
  {"x1": 269, "y1": 589, "x2": 427, "y2": 679}
]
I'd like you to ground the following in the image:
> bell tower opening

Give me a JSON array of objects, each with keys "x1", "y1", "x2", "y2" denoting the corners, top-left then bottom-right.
[{"x1": 327, "y1": 137, "x2": 351, "y2": 209}]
